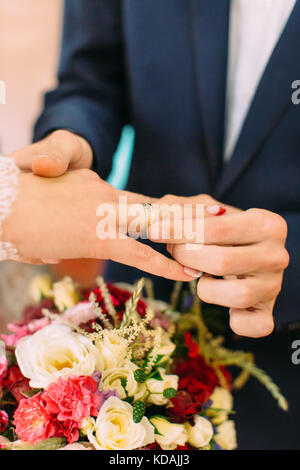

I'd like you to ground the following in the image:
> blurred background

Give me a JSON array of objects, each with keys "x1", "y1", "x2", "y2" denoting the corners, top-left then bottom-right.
[{"x1": 0, "y1": 0, "x2": 133, "y2": 329}]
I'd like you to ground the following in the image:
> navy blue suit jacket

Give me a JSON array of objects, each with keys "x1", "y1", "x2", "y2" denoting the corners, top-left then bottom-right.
[{"x1": 34, "y1": 0, "x2": 300, "y2": 326}]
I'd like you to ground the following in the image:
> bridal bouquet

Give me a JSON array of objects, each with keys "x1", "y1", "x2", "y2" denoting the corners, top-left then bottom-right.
[{"x1": 0, "y1": 275, "x2": 287, "y2": 451}]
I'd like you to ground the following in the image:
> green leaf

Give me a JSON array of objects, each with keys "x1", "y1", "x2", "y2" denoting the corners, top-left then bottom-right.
[
  {"x1": 148, "y1": 370, "x2": 163, "y2": 381},
  {"x1": 120, "y1": 378, "x2": 127, "y2": 390}
]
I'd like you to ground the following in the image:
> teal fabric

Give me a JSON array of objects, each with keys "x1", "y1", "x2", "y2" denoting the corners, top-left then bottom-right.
[{"x1": 107, "y1": 126, "x2": 134, "y2": 190}]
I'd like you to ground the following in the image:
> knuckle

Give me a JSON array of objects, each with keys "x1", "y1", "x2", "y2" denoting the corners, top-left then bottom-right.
[
  {"x1": 213, "y1": 252, "x2": 231, "y2": 275},
  {"x1": 78, "y1": 168, "x2": 100, "y2": 181},
  {"x1": 207, "y1": 222, "x2": 228, "y2": 244},
  {"x1": 281, "y1": 248, "x2": 290, "y2": 269},
  {"x1": 236, "y1": 285, "x2": 253, "y2": 309},
  {"x1": 261, "y1": 211, "x2": 287, "y2": 239},
  {"x1": 160, "y1": 194, "x2": 176, "y2": 204},
  {"x1": 136, "y1": 243, "x2": 153, "y2": 262},
  {"x1": 269, "y1": 247, "x2": 290, "y2": 271},
  {"x1": 198, "y1": 193, "x2": 215, "y2": 205}
]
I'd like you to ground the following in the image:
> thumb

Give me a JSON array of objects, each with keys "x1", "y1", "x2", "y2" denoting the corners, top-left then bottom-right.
[
  {"x1": 11, "y1": 130, "x2": 92, "y2": 177},
  {"x1": 32, "y1": 130, "x2": 92, "y2": 177}
]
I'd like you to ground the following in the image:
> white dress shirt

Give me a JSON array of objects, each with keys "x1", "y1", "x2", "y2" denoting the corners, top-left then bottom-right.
[{"x1": 224, "y1": 0, "x2": 296, "y2": 161}]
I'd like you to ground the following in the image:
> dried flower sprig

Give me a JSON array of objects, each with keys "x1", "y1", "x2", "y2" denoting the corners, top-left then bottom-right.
[
  {"x1": 89, "y1": 292, "x2": 113, "y2": 330},
  {"x1": 96, "y1": 276, "x2": 118, "y2": 327}
]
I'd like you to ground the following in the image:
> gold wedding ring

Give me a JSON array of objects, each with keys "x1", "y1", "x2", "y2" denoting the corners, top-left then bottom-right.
[{"x1": 142, "y1": 203, "x2": 159, "y2": 236}]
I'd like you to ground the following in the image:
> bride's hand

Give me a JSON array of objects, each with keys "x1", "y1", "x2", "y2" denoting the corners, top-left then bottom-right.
[{"x1": 1, "y1": 169, "x2": 198, "y2": 281}]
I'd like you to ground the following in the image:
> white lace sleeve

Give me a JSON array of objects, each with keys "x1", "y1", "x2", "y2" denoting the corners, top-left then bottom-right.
[{"x1": 0, "y1": 156, "x2": 20, "y2": 261}]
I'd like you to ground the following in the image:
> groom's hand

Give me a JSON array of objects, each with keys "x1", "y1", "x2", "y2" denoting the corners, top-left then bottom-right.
[
  {"x1": 166, "y1": 208, "x2": 289, "y2": 338},
  {"x1": 10, "y1": 130, "x2": 93, "y2": 177}
]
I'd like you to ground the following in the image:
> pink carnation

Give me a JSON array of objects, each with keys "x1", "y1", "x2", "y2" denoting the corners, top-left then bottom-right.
[
  {"x1": 13, "y1": 394, "x2": 59, "y2": 445},
  {"x1": 42, "y1": 376, "x2": 100, "y2": 443},
  {"x1": 1, "y1": 317, "x2": 50, "y2": 347}
]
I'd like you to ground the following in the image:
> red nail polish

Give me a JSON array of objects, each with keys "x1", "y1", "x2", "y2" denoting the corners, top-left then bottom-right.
[{"x1": 216, "y1": 206, "x2": 226, "y2": 216}]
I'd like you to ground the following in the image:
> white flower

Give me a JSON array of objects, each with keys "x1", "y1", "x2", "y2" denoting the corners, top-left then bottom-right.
[
  {"x1": 87, "y1": 396, "x2": 154, "y2": 450},
  {"x1": 156, "y1": 332, "x2": 176, "y2": 362},
  {"x1": 29, "y1": 274, "x2": 53, "y2": 303},
  {"x1": 208, "y1": 387, "x2": 233, "y2": 424},
  {"x1": 80, "y1": 417, "x2": 96, "y2": 437},
  {"x1": 214, "y1": 420, "x2": 237, "y2": 450},
  {"x1": 150, "y1": 417, "x2": 187, "y2": 450},
  {"x1": 52, "y1": 276, "x2": 80, "y2": 312},
  {"x1": 146, "y1": 368, "x2": 178, "y2": 406},
  {"x1": 95, "y1": 331, "x2": 128, "y2": 370},
  {"x1": 15, "y1": 324, "x2": 103, "y2": 388},
  {"x1": 185, "y1": 415, "x2": 214, "y2": 448},
  {"x1": 100, "y1": 360, "x2": 146, "y2": 401}
]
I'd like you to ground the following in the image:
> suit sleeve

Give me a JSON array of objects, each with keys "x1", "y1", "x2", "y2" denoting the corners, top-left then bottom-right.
[
  {"x1": 274, "y1": 212, "x2": 300, "y2": 326},
  {"x1": 33, "y1": 0, "x2": 127, "y2": 179}
]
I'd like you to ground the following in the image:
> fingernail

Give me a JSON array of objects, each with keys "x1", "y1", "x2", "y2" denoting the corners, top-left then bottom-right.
[
  {"x1": 183, "y1": 267, "x2": 203, "y2": 278},
  {"x1": 41, "y1": 258, "x2": 60, "y2": 264},
  {"x1": 206, "y1": 205, "x2": 226, "y2": 216}
]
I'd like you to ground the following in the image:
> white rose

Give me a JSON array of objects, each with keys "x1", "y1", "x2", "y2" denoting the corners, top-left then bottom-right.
[
  {"x1": 209, "y1": 387, "x2": 233, "y2": 424},
  {"x1": 156, "y1": 332, "x2": 176, "y2": 362},
  {"x1": 146, "y1": 368, "x2": 178, "y2": 406},
  {"x1": 95, "y1": 331, "x2": 128, "y2": 370},
  {"x1": 214, "y1": 420, "x2": 237, "y2": 450},
  {"x1": 100, "y1": 360, "x2": 146, "y2": 401},
  {"x1": 16, "y1": 324, "x2": 103, "y2": 388},
  {"x1": 150, "y1": 417, "x2": 187, "y2": 450},
  {"x1": 29, "y1": 274, "x2": 53, "y2": 303},
  {"x1": 87, "y1": 396, "x2": 154, "y2": 450},
  {"x1": 185, "y1": 415, "x2": 214, "y2": 448},
  {"x1": 52, "y1": 276, "x2": 80, "y2": 312}
]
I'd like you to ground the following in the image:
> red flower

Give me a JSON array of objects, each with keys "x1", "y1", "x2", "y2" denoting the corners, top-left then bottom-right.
[
  {"x1": 13, "y1": 394, "x2": 59, "y2": 445},
  {"x1": 0, "y1": 410, "x2": 8, "y2": 433},
  {"x1": 84, "y1": 284, "x2": 147, "y2": 324},
  {"x1": 42, "y1": 375, "x2": 100, "y2": 443},
  {"x1": 3, "y1": 366, "x2": 31, "y2": 403},
  {"x1": 0, "y1": 354, "x2": 7, "y2": 390},
  {"x1": 184, "y1": 332, "x2": 199, "y2": 358},
  {"x1": 175, "y1": 355, "x2": 219, "y2": 401},
  {"x1": 170, "y1": 353, "x2": 232, "y2": 421},
  {"x1": 22, "y1": 299, "x2": 55, "y2": 324},
  {"x1": 169, "y1": 390, "x2": 202, "y2": 421}
]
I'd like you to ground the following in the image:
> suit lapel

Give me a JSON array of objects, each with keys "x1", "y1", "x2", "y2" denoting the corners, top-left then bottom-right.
[
  {"x1": 190, "y1": 0, "x2": 231, "y2": 184},
  {"x1": 214, "y1": 0, "x2": 300, "y2": 199}
]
